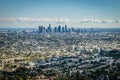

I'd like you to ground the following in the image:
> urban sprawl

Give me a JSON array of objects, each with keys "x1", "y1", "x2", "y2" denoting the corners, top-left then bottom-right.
[{"x1": 0, "y1": 24, "x2": 120, "y2": 80}]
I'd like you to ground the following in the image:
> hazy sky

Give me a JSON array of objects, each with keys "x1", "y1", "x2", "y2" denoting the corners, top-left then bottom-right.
[{"x1": 0, "y1": 0, "x2": 120, "y2": 28}]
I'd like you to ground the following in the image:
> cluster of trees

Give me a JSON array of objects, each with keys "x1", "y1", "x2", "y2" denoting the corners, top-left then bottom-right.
[
  {"x1": 101, "y1": 49, "x2": 120, "y2": 59},
  {"x1": 55, "y1": 63, "x2": 120, "y2": 80},
  {"x1": 0, "y1": 63, "x2": 120, "y2": 80},
  {"x1": 0, "y1": 67, "x2": 29, "y2": 80}
]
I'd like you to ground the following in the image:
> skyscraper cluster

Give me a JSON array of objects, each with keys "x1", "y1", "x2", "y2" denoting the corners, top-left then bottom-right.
[
  {"x1": 38, "y1": 24, "x2": 68, "y2": 33},
  {"x1": 38, "y1": 24, "x2": 94, "y2": 33}
]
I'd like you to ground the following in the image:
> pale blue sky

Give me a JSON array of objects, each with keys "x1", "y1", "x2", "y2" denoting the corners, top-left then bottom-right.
[{"x1": 0, "y1": 0, "x2": 120, "y2": 28}]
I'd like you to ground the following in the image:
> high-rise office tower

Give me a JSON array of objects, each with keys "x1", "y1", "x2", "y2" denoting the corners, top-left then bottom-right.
[
  {"x1": 39, "y1": 26, "x2": 43, "y2": 33},
  {"x1": 62, "y1": 27, "x2": 65, "y2": 32},
  {"x1": 65, "y1": 25, "x2": 67, "y2": 32},
  {"x1": 47, "y1": 24, "x2": 52, "y2": 33},
  {"x1": 54, "y1": 27, "x2": 58, "y2": 33},
  {"x1": 58, "y1": 25, "x2": 61, "y2": 33}
]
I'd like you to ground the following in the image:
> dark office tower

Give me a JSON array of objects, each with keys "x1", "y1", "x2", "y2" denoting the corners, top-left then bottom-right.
[
  {"x1": 65, "y1": 25, "x2": 67, "y2": 32},
  {"x1": 62, "y1": 27, "x2": 65, "y2": 32},
  {"x1": 47, "y1": 24, "x2": 52, "y2": 33},
  {"x1": 39, "y1": 26, "x2": 42, "y2": 33},
  {"x1": 58, "y1": 25, "x2": 61, "y2": 33},
  {"x1": 54, "y1": 27, "x2": 58, "y2": 33},
  {"x1": 39, "y1": 26, "x2": 45, "y2": 33}
]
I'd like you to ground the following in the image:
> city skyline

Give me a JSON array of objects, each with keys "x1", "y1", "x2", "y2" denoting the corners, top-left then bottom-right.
[{"x1": 0, "y1": 0, "x2": 120, "y2": 28}]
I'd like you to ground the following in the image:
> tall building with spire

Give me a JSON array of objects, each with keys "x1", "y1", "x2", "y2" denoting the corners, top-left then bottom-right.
[{"x1": 47, "y1": 24, "x2": 52, "y2": 33}]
